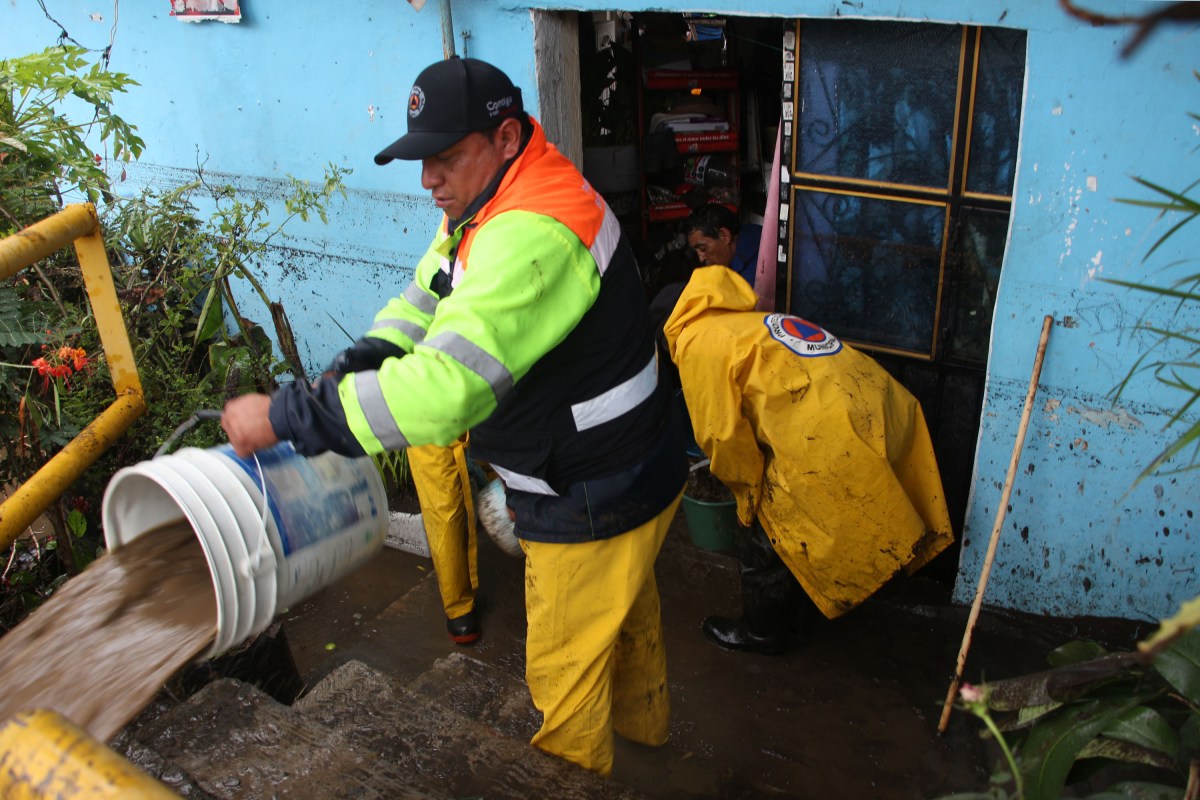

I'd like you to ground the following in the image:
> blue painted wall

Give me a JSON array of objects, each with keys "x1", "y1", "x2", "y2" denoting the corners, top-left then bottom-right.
[
  {"x1": 3, "y1": 1, "x2": 1197, "y2": 623},
  {"x1": 2, "y1": 1, "x2": 536, "y2": 363}
]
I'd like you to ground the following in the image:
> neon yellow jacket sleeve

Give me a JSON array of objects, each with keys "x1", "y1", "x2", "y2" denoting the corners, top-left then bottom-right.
[{"x1": 340, "y1": 210, "x2": 601, "y2": 451}]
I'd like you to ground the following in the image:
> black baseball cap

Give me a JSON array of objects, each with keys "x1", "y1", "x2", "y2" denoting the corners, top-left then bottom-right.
[{"x1": 374, "y1": 56, "x2": 524, "y2": 164}]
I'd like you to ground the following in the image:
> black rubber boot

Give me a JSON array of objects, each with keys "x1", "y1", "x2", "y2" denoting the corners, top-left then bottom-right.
[
  {"x1": 736, "y1": 520, "x2": 818, "y2": 641},
  {"x1": 446, "y1": 609, "x2": 480, "y2": 645},
  {"x1": 702, "y1": 615, "x2": 789, "y2": 655}
]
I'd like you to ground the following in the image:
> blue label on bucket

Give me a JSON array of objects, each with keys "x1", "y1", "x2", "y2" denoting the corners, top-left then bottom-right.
[{"x1": 218, "y1": 443, "x2": 381, "y2": 557}]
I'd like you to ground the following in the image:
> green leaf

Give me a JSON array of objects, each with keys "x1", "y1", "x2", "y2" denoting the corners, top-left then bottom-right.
[
  {"x1": 1076, "y1": 735, "x2": 1176, "y2": 769},
  {"x1": 0, "y1": 286, "x2": 52, "y2": 347},
  {"x1": 984, "y1": 652, "x2": 1142, "y2": 712},
  {"x1": 1097, "y1": 706, "x2": 1179, "y2": 760},
  {"x1": 1049, "y1": 641, "x2": 1110, "y2": 667},
  {"x1": 1074, "y1": 706, "x2": 1179, "y2": 771},
  {"x1": 1152, "y1": 629, "x2": 1200, "y2": 705},
  {"x1": 1177, "y1": 714, "x2": 1200, "y2": 771},
  {"x1": 1006, "y1": 701, "x2": 1066, "y2": 732},
  {"x1": 66, "y1": 509, "x2": 87, "y2": 538},
  {"x1": 1018, "y1": 696, "x2": 1144, "y2": 800},
  {"x1": 194, "y1": 284, "x2": 224, "y2": 343}
]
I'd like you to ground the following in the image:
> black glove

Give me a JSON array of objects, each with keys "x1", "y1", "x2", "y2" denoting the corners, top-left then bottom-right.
[{"x1": 326, "y1": 337, "x2": 407, "y2": 377}]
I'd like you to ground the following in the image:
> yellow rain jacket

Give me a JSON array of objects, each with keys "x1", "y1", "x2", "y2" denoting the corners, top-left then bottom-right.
[{"x1": 663, "y1": 267, "x2": 954, "y2": 619}]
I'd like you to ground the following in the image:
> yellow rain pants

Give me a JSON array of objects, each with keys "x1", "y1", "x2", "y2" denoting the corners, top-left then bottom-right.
[
  {"x1": 521, "y1": 491, "x2": 682, "y2": 776},
  {"x1": 407, "y1": 437, "x2": 478, "y2": 620},
  {"x1": 664, "y1": 267, "x2": 954, "y2": 620}
]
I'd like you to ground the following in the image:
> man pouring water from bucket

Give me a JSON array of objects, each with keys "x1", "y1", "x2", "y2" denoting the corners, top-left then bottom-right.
[{"x1": 222, "y1": 56, "x2": 687, "y2": 777}]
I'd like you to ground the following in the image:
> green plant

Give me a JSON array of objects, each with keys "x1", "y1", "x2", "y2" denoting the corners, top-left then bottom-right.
[
  {"x1": 54, "y1": 163, "x2": 351, "y2": 513},
  {"x1": 373, "y1": 449, "x2": 411, "y2": 489},
  {"x1": 940, "y1": 601, "x2": 1200, "y2": 800},
  {"x1": 0, "y1": 42, "x2": 348, "y2": 631},
  {"x1": 0, "y1": 45, "x2": 144, "y2": 232},
  {"x1": 1102, "y1": 73, "x2": 1200, "y2": 482},
  {"x1": 0, "y1": 45, "x2": 137, "y2": 498}
]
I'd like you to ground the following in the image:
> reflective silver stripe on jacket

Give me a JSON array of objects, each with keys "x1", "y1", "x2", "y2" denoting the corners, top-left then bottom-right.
[
  {"x1": 589, "y1": 206, "x2": 622, "y2": 277},
  {"x1": 491, "y1": 464, "x2": 558, "y2": 496},
  {"x1": 403, "y1": 282, "x2": 438, "y2": 315},
  {"x1": 353, "y1": 372, "x2": 411, "y2": 450},
  {"x1": 369, "y1": 317, "x2": 428, "y2": 345},
  {"x1": 571, "y1": 352, "x2": 658, "y2": 432},
  {"x1": 425, "y1": 331, "x2": 514, "y2": 400}
]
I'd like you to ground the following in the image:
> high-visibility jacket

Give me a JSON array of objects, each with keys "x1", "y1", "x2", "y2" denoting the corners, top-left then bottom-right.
[
  {"x1": 274, "y1": 118, "x2": 683, "y2": 542},
  {"x1": 663, "y1": 267, "x2": 954, "y2": 618}
]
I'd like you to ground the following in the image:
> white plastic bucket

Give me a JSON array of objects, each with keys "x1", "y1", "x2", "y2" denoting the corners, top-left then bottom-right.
[
  {"x1": 102, "y1": 442, "x2": 388, "y2": 656},
  {"x1": 474, "y1": 478, "x2": 522, "y2": 558}
]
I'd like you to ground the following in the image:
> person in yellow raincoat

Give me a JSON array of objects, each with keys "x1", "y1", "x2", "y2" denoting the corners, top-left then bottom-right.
[
  {"x1": 660, "y1": 266, "x2": 954, "y2": 654},
  {"x1": 406, "y1": 438, "x2": 481, "y2": 644}
]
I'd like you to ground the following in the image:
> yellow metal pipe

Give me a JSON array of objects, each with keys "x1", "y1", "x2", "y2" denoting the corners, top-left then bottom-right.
[
  {"x1": 0, "y1": 708, "x2": 178, "y2": 799},
  {"x1": 0, "y1": 393, "x2": 146, "y2": 551},
  {"x1": 0, "y1": 204, "x2": 97, "y2": 281},
  {"x1": 74, "y1": 224, "x2": 143, "y2": 397}
]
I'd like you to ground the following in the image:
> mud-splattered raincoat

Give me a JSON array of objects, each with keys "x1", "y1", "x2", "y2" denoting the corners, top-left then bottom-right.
[{"x1": 663, "y1": 267, "x2": 954, "y2": 619}]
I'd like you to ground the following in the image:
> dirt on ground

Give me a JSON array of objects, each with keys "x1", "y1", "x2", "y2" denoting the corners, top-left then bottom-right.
[{"x1": 276, "y1": 500, "x2": 1149, "y2": 800}]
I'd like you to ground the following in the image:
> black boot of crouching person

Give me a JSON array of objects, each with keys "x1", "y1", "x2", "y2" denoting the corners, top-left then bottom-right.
[
  {"x1": 702, "y1": 615, "x2": 790, "y2": 655},
  {"x1": 701, "y1": 519, "x2": 818, "y2": 656}
]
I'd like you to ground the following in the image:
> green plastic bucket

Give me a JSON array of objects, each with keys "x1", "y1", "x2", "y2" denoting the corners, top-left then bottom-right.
[{"x1": 680, "y1": 493, "x2": 738, "y2": 552}]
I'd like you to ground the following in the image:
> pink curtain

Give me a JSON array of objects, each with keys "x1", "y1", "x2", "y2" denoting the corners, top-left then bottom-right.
[{"x1": 753, "y1": 122, "x2": 782, "y2": 312}]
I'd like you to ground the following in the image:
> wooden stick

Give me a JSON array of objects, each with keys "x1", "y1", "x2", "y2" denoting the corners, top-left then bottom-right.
[{"x1": 937, "y1": 314, "x2": 1054, "y2": 734}]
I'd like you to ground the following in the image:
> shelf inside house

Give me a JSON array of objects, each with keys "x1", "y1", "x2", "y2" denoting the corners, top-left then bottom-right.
[
  {"x1": 643, "y1": 68, "x2": 739, "y2": 90},
  {"x1": 647, "y1": 202, "x2": 692, "y2": 222},
  {"x1": 637, "y1": 58, "x2": 741, "y2": 232}
]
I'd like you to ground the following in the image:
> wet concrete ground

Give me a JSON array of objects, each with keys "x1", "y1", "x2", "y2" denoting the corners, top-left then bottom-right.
[{"x1": 278, "y1": 509, "x2": 1146, "y2": 800}]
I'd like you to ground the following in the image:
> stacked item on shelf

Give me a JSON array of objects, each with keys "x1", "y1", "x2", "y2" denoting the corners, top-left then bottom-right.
[{"x1": 641, "y1": 86, "x2": 739, "y2": 221}]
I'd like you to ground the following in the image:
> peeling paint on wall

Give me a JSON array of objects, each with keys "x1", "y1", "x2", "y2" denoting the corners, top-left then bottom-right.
[{"x1": 1067, "y1": 404, "x2": 1144, "y2": 431}]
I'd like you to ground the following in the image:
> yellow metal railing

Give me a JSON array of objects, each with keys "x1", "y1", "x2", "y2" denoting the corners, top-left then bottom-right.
[
  {"x1": 0, "y1": 709, "x2": 177, "y2": 799},
  {"x1": 0, "y1": 203, "x2": 146, "y2": 550}
]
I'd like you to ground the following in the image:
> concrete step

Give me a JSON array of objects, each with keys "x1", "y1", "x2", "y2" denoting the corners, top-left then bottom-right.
[
  {"x1": 121, "y1": 655, "x2": 647, "y2": 799},
  {"x1": 403, "y1": 650, "x2": 732, "y2": 799},
  {"x1": 405, "y1": 650, "x2": 542, "y2": 742},
  {"x1": 295, "y1": 658, "x2": 647, "y2": 800},
  {"x1": 130, "y1": 677, "x2": 437, "y2": 799}
]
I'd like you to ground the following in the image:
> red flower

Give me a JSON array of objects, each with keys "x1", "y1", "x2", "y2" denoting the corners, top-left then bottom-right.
[{"x1": 30, "y1": 346, "x2": 89, "y2": 393}]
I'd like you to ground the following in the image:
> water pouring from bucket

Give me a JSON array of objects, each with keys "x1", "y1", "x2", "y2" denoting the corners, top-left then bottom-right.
[{"x1": 102, "y1": 413, "x2": 389, "y2": 656}]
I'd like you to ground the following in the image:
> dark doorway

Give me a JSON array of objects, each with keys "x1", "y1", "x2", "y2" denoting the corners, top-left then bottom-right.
[{"x1": 576, "y1": 12, "x2": 1024, "y2": 585}]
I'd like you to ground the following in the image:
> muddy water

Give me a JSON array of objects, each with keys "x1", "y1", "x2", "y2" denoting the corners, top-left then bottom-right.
[{"x1": 0, "y1": 522, "x2": 215, "y2": 741}]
